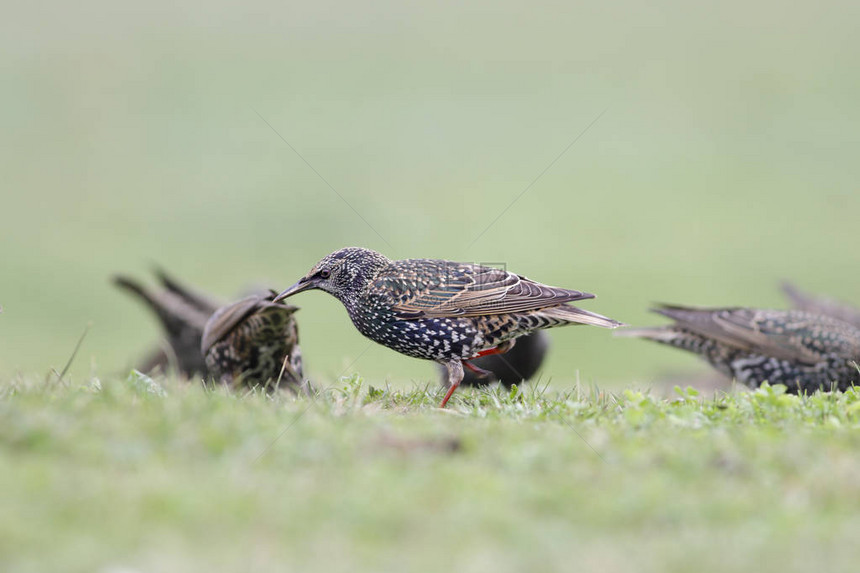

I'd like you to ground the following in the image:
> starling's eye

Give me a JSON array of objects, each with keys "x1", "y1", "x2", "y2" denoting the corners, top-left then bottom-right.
[{"x1": 319, "y1": 269, "x2": 331, "y2": 279}]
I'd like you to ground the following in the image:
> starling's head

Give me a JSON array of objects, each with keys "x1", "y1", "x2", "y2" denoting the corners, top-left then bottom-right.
[{"x1": 274, "y1": 247, "x2": 390, "y2": 303}]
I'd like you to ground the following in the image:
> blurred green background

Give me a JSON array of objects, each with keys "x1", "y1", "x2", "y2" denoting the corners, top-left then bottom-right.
[{"x1": 2, "y1": 0, "x2": 859, "y2": 387}]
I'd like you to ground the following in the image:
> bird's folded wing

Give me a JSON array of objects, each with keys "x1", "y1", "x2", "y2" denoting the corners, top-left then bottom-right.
[
  {"x1": 201, "y1": 294, "x2": 297, "y2": 352},
  {"x1": 713, "y1": 310, "x2": 825, "y2": 364},
  {"x1": 655, "y1": 305, "x2": 824, "y2": 364},
  {"x1": 381, "y1": 264, "x2": 594, "y2": 319}
]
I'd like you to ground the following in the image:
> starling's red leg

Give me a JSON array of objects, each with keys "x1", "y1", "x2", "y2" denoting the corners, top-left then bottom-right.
[
  {"x1": 471, "y1": 339, "x2": 516, "y2": 360},
  {"x1": 440, "y1": 383, "x2": 458, "y2": 408},
  {"x1": 439, "y1": 360, "x2": 465, "y2": 408},
  {"x1": 464, "y1": 361, "x2": 493, "y2": 378}
]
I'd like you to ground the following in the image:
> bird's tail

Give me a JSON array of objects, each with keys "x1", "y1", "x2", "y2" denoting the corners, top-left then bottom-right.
[
  {"x1": 780, "y1": 281, "x2": 809, "y2": 307},
  {"x1": 540, "y1": 304, "x2": 625, "y2": 329},
  {"x1": 615, "y1": 324, "x2": 717, "y2": 363},
  {"x1": 613, "y1": 304, "x2": 723, "y2": 345},
  {"x1": 114, "y1": 274, "x2": 212, "y2": 331},
  {"x1": 613, "y1": 326, "x2": 680, "y2": 342},
  {"x1": 113, "y1": 275, "x2": 162, "y2": 314},
  {"x1": 154, "y1": 267, "x2": 220, "y2": 314}
]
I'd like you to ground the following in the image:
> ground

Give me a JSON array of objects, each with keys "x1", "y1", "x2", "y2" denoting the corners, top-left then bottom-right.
[{"x1": 4, "y1": 373, "x2": 860, "y2": 572}]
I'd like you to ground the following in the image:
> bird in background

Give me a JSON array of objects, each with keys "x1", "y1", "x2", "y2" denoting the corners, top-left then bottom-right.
[
  {"x1": 617, "y1": 304, "x2": 860, "y2": 394},
  {"x1": 201, "y1": 291, "x2": 306, "y2": 393},
  {"x1": 274, "y1": 247, "x2": 623, "y2": 407},
  {"x1": 442, "y1": 330, "x2": 550, "y2": 388},
  {"x1": 113, "y1": 270, "x2": 218, "y2": 377},
  {"x1": 114, "y1": 270, "x2": 306, "y2": 392},
  {"x1": 781, "y1": 282, "x2": 860, "y2": 330}
]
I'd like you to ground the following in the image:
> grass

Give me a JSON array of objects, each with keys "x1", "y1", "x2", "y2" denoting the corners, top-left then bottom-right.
[{"x1": 4, "y1": 372, "x2": 860, "y2": 572}]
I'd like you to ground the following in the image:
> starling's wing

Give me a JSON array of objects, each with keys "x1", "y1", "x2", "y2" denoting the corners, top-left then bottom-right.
[
  {"x1": 379, "y1": 260, "x2": 595, "y2": 319},
  {"x1": 759, "y1": 310, "x2": 860, "y2": 359},
  {"x1": 653, "y1": 305, "x2": 859, "y2": 364},
  {"x1": 201, "y1": 294, "x2": 298, "y2": 353}
]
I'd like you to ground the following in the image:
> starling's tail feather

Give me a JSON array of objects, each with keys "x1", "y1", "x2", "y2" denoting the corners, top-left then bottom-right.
[
  {"x1": 614, "y1": 326, "x2": 679, "y2": 342},
  {"x1": 541, "y1": 304, "x2": 625, "y2": 329},
  {"x1": 780, "y1": 281, "x2": 807, "y2": 306},
  {"x1": 113, "y1": 274, "x2": 188, "y2": 333},
  {"x1": 615, "y1": 326, "x2": 712, "y2": 362},
  {"x1": 113, "y1": 275, "x2": 161, "y2": 314},
  {"x1": 154, "y1": 267, "x2": 220, "y2": 314},
  {"x1": 113, "y1": 274, "x2": 212, "y2": 332}
]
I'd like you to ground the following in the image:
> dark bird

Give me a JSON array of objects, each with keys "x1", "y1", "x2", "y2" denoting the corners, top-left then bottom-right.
[
  {"x1": 781, "y1": 282, "x2": 860, "y2": 330},
  {"x1": 113, "y1": 270, "x2": 218, "y2": 377},
  {"x1": 201, "y1": 291, "x2": 306, "y2": 393},
  {"x1": 114, "y1": 271, "x2": 305, "y2": 392},
  {"x1": 617, "y1": 304, "x2": 860, "y2": 393},
  {"x1": 441, "y1": 330, "x2": 550, "y2": 388},
  {"x1": 274, "y1": 247, "x2": 622, "y2": 407}
]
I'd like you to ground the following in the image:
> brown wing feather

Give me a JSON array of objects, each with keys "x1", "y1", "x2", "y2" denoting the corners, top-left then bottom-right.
[
  {"x1": 201, "y1": 294, "x2": 298, "y2": 353},
  {"x1": 653, "y1": 305, "x2": 822, "y2": 364},
  {"x1": 384, "y1": 262, "x2": 594, "y2": 319}
]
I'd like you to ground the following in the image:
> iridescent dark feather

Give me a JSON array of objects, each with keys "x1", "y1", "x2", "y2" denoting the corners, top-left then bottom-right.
[{"x1": 618, "y1": 304, "x2": 860, "y2": 393}]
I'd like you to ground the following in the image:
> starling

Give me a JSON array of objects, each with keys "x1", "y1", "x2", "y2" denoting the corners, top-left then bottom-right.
[
  {"x1": 114, "y1": 271, "x2": 305, "y2": 392},
  {"x1": 113, "y1": 270, "x2": 218, "y2": 377},
  {"x1": 617, "y1": 304, "x2": 860, "y2": 393},
  {"x1": 201, "y1": 291, "x2": 306, "y2": 392},
  {"x1": 781, "y1": 282, "x2": 860, "y2": 330},
  {"x1": 440, "y1": 330, "x2": 550, "y2": 388},
  {"x1": 274, "y1": 247, "x2": 622, "y2": 407}
]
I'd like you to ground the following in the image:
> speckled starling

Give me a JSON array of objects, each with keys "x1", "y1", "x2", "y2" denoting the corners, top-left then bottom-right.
[
  {"x1": 440, "y1": 330, "x2": 550, "y2": 388},
  {"x1": 114, "y1": 271, "x2": 304, "y2": 392},
  {"x1": 113, "y1": 270, "x2": 218, "y2": 377},
  {"x1": 617, "y1": 304, "x2": 860, "y2": 393},
  {"x1": 274, "y1": 247, "x2": 622, "y2": 407},
  {"x1": 781, "y1": 282, "x2": 860, "y2": 330},
  {"x1": 201, "y1": 291, "x2": 306, "y2": 393}
]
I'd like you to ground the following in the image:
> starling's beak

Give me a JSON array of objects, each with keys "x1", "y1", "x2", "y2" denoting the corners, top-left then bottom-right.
[{"x1": 273, "y1": 277, "x2": 316, "y2": 302}]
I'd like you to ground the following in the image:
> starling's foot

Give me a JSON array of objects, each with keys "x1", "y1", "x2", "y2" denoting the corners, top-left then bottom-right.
[
  {"x1": 439, "y1": 360, "x2": 465, "y2": 408},
  {"x1": 440, "y1": 384, "x2": 457, "y2": 408},
  {"x1": 464, "y1": 361, "x2": 493, "y2": 378}
]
